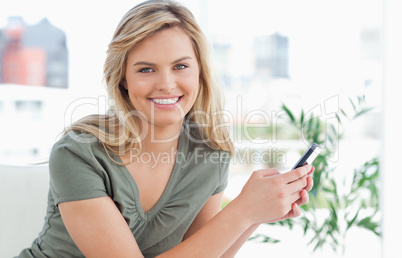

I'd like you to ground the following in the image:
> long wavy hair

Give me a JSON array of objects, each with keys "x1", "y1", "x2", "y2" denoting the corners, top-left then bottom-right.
[{"x1": 66, "y1": 0, "x2": 234, "y2": 160}]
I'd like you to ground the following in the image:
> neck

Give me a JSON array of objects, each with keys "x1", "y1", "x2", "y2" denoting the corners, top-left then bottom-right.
[
  {"x1": 120, "y1": 120, "x2": 184, "y2": 164},
  {"x1": 141, "y1": 120, "x2": 183, "y2": 152}
]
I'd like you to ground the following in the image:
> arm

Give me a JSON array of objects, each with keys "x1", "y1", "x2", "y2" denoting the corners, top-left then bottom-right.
[
  {"x1": 182, "y1": 166, "x2": 314, "y2": 258},
  {"x1": 157, "y1": 166, "x2": 313, "y2": 257},
  {"x1": 59, "y1": 165, "x2": 312, "y2": 258},
  {"x1": 59, "y1": 196, "x2": 144, "y2": 258},
  {"x1": 182, "y1": 192, "x2": 259, "y2": 257},
  {"x1": 221, "y1": 174, "x2": 313, "y2": 258}
]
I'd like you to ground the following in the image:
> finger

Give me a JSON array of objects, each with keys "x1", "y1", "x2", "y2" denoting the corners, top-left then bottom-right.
[
  {"x1": 307, "y1": 166, "x2": 315, "y2": 176},
  {"x1": 283, "y1": 165, "x2": 312, "y2": 184},
  {"x1": 288, "y1": 190, "x2": 304, "y2": 204},
  {"x1": 281, "y1": 202, "x2": 302, "y2": 221},
  {"x1": 304, "y1": 176, "x2": 314, "y2": 192},
  {"x1": 295, "y1": 189, "x2": 309, "y2": 206},
  {"x1": 286, "y1": 175, "x2": 308, "y2": 194},
  {"x1": 291, "y1": 203, "x2": 302, "y2": 217}
]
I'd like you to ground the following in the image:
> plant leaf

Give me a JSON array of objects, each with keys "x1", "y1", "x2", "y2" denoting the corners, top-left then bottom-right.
[
  {"x1": 282, "y1": 104, "x2": 296, "y2": 124},
  {"x1": 353, "y1": 107, "x2": 375, "y2": 119},
  {"x1": 248, "y1": 234, "x2": 281, "y2": 244},
  {"x1": 357, "y1": 217, "x2": 380, "y2": 236},
  {"x1": 349, "y1": 98, "x2": 357, "y2": 112},
  {"x1": 347, "y1": 210, "x2": 360, "y2": 230}
]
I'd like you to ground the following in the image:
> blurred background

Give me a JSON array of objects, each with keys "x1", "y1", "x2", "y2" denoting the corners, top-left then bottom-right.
[
  {"x1": 0, "y1": 0, "x2": 382, "y2": 164},
  {"x1": 1, "y1": 0, "x2": 398, "y2": 257}
]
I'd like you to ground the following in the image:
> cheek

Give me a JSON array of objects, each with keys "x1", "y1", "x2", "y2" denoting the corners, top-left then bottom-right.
[
  {"x1": 183, "y1": 72, "x2": 200, "y2": 96},
  {"x1": 184, "y1": 80, "x2": 199, "y2": 107},
  {"x1": 127, "y1": 78, "x2": 151, "y2": 96},
  {"x1": 126, "y1": 84, "x2": 151, "y2": 109}
]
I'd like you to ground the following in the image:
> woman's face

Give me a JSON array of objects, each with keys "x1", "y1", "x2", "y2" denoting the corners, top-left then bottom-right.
[{"x1": 124, "y1": 26, "x2": 200, "y2": 129}]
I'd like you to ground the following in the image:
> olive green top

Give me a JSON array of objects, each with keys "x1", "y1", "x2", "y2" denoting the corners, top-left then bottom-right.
[{"x1": 17, "y1": 121, "x2": 230, "y2": 258}]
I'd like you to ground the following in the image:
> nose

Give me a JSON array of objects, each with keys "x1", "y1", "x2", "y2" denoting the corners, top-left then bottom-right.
[{"x1": 156, "y1": 70, "x2": 176, "y2": 93}]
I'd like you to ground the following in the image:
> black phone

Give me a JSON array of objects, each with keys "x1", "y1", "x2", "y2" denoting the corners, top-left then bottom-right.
[{"x1": 292, "y1": 142, "x2": 321, "y2": 170}]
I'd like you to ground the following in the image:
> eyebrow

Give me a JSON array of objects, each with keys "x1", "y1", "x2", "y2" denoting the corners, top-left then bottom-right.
[{"x1": 133, "y1": 56, "x2": 192, "y2": 66}]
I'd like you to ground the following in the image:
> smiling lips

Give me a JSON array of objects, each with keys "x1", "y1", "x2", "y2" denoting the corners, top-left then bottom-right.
[
  {"x1": 149, "y1": 96, "x2": 182, "y2": 110},
  {"x1": 151, "y1": 97, "x2": 180, "y2": 105}
]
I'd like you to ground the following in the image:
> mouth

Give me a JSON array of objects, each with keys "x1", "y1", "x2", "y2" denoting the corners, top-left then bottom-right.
[{"x1": 150, "y1": 96, "x2": 182, "y2": 105}]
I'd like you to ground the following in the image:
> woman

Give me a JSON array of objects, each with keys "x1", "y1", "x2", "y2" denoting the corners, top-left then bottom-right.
[{"x1": 17, "y1": 1, "x2": 314, "y2": 257}]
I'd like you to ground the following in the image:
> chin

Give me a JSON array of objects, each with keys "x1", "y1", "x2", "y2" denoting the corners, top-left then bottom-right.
[{"x1": 148, "y1": 113, "x2": 185, "y2": 128}]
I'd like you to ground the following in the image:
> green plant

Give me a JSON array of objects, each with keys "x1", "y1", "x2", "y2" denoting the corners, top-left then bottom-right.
[{"x1": 256, "y1": 96, "x2": 380, "y2": 254}]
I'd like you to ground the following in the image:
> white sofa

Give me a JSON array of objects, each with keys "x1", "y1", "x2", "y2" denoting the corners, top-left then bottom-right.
[{"x1": 0, "y1": 164, "x2": 49, "y2": 258}]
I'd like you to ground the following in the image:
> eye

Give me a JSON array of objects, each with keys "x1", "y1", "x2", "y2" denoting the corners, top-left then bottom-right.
[
  {"x1": 173, "y1": 64, "x2": 188, "y2": 70},
  {"x1": 139, "y1": 67, "x2": 154, "y2": 73}
]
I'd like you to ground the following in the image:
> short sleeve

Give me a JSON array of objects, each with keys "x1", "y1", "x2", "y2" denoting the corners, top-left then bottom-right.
[
  {"x1": 212, "y1": 151, "x2": 231, "y2": 195},
  {"x1": 49, "y1": 134, "x2": 108, "y2": 206}
]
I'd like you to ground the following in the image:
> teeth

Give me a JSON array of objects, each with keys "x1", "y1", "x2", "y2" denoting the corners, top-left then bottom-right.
[{"x1": 152, "y1": 97, "x2": 179, "y2": 105}]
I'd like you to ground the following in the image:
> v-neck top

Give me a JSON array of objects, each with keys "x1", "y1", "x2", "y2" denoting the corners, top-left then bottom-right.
[{"x1": 16, "y1": 121, "x2": 231, "y2": 258}]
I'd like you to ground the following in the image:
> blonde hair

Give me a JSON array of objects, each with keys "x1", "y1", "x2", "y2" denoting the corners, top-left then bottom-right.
[{"x1": 66, "y1": 0, "x2": 234, "y2": 158}]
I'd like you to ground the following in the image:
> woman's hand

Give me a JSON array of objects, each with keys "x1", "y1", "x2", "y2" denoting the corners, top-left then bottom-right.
[
  {"x1": 264, "y1": 166, "x2": 314, "y2": 223},
  {"x1": 233, "y1": 165, "x2": 314, "y2": 226}
]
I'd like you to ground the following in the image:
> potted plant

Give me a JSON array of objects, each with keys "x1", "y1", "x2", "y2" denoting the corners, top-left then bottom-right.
[{"x1": 250, "y1": 96, "x2": 380, "y2": 255}]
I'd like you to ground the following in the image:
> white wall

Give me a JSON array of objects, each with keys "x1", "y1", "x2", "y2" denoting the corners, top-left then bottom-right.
[{"x1": 381, "y1": 0, "x2": 402, "y2": 257}]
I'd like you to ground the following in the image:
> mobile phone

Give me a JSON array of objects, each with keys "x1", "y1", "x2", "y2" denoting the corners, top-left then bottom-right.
[{"x1": 292, "y1": 142, "x2": 321, "y2": 170}]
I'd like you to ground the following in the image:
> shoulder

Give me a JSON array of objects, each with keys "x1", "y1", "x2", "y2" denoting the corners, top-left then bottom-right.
[
  {"x1": 51, "y1": 131, "x2": 101, "y2": 157},
  {"x1": 49, "y1": 131, "x2": 108, "y2": 171},
  {"x1": 48, "y1": 131, "x2": 111, "y2": 206}
]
